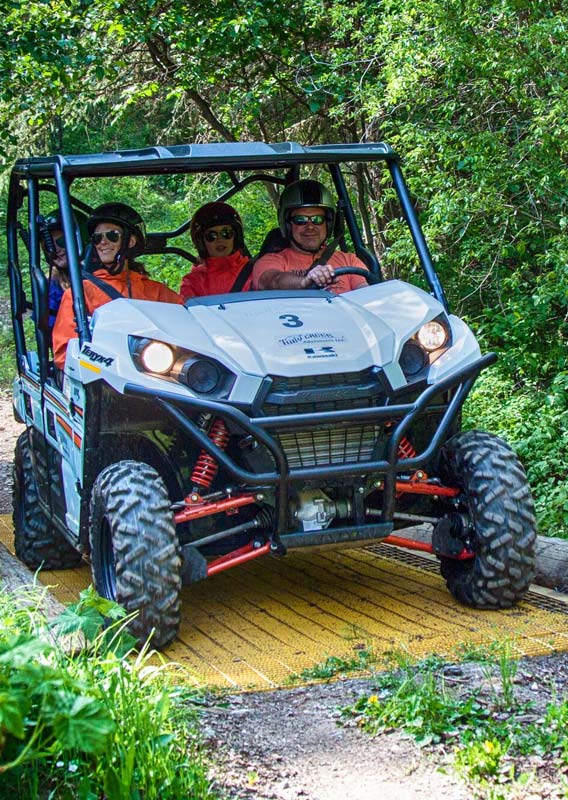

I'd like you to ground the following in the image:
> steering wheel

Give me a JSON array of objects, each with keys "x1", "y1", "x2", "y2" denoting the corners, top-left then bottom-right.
[{"x1": 308, "y1": 266, "x2": 380, "y2": 288}]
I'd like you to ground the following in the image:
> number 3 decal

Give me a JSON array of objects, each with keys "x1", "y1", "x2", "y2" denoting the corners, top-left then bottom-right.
[{"x1": 279, "y1": 314, "x2": 304, "y2": 328}]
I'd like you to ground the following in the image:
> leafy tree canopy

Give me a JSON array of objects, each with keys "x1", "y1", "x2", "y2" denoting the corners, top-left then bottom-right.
[{"x1": 0, "y1": 0, "x2": 567, "y2": 530}]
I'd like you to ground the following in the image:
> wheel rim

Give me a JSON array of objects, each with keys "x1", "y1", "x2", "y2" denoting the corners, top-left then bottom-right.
[{"x1": 99, "y1": 517, "x2": 117, "y2": 600}]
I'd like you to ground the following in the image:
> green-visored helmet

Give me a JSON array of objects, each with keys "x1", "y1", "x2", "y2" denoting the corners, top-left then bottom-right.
[{"x1": 277, "y1": 179, "x2": 335, "y2": 239}]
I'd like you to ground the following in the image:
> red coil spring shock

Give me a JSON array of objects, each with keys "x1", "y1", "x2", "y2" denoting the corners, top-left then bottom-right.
[
  {"x1": 190, "y1": 418, "x2": 230, "y2": 490},
  {"x1": 398, "y1": 436, "x2": 416, "y2": 459}
]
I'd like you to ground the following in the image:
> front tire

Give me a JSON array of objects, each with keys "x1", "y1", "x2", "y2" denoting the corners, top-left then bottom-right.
[
  {"x1": 89, "y1": 461, "x2": 182, "y2": 648},
  {"x1": 13, "y1": 431, "x2": 82, "y2": 569},
  {"x1": 438, "y1": 430, "x2": 536, "y2": 608}
]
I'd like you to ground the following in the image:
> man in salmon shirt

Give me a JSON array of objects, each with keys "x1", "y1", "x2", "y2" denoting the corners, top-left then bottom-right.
[
  {"x1": 252, "y1": 179, "x2": 369, "y2": 293},
  {"x1": 52, "y1": 202, "x2": 183, "y2": 370}
]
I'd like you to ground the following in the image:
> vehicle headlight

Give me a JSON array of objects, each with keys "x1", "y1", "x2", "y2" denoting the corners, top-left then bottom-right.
[
  {"x1": 399, "y1": 341, "x2": 427, "y2": 376},
  {"x1": 139, "y1": 341, "x2": 176, "y2": 374},
  {"x1": 399, "y1": 314, "x2": 452, "y2": 381},
  {"x1": 181, "y1": 359, "x2": 222, "y2": 394},
  {"x1": 129, "y1": 336, "x2": 179, "y2": 375},
  {"x1": 416, "y1": 320, "x2": 448, "y2": 352},
  {"x1": 129, "y1": 336, "x2": 236, "y2": 397}
]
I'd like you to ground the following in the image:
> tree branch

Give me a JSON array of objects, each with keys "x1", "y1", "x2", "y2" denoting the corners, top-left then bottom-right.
[{"x1": 146, "y1": 35, "x2": 237, "y2": 142}]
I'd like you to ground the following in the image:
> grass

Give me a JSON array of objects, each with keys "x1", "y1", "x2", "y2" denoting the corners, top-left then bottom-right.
[
  {"x1": 338, "y1": 647, "x2": 568, "y2": 798},
  {"x1": 287, "y1": 646, "x2": 377, "y2": 683},
  {"x1": 0, "y1": 583, "x2": 221, "y2": 800}
]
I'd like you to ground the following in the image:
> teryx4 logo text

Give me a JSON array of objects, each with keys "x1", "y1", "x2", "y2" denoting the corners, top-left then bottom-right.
[{"x1": 81, "y1": 345, "x2": 114, "y2": 367}]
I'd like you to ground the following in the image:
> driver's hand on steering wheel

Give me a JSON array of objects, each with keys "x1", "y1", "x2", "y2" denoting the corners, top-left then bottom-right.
[{"x1": 302, "y1": 263, "x2": 337, "y2": 288}]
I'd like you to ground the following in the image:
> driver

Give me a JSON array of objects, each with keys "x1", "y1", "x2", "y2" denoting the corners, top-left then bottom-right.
[{"x1": 252, "y1": 179, "x2": 369, "y2": 293}]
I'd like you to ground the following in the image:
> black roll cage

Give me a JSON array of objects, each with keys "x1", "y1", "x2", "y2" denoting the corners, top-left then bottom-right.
[{"x1": 7, "y1": 140, "x2": 449, "y2": 376}]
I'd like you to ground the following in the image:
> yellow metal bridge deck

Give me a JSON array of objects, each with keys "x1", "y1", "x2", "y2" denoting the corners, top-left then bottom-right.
[{"x1": 2, "y1": 515, "x2": 567, "y2": 690}]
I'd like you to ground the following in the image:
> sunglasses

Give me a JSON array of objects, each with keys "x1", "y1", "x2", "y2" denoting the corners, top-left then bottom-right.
[
  {"x1": 290, "y1": 214, "x2": 326, "y2": 226},
  {"x1": 204, "y1": 227, "x2": 234, "y2": 242},
  {"x1": 91, "y1": 229, "x2": 122, "y2": 245},
  {"x1": 53, "y1": 235, "x2": 66, "y2": 248}
]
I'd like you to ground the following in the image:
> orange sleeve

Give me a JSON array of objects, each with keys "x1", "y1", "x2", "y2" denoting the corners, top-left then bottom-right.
[
  {"x1": 251, "y1": 252, "x2": 289, "y2": 290},
  {"x1": 152, "y1": 282, "x2": 184, "y2": 304},
  {"x1": 52, "y1": 288, "x2": 78, "y2": 370},
  {"x1": 51, "y1": 283, "x2": 115, "y2": 369}
]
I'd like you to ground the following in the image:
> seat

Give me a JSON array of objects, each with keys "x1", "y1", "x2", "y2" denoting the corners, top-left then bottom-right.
[{"x1": 255, "y1": 227, "x2": 288, "y2": 259}]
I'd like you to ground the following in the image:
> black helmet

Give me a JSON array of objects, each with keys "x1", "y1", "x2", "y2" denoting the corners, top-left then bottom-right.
[
  {"x1": 87, "y1": 202, "x2": 146, "y2": 258},
  {"x1": 40, "y1": 208, "x2": 88, "y2": 266},
  {"x1": 43, "y1": 209, "x2": 64, "y2": 232},
  {"x1": 42, "y1": 207, "x2": 88, "y2": 240},
  {"x1": 190, "y1": 201, "x2": 245, "y2": 259},
  {"x1": 277, "y1": 180, "x2": 335, "y2": 239}
]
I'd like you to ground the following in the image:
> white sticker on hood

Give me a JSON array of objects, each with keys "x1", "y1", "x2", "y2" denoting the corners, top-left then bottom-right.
[{"x1": 278, "y1": 331, "x2": 346, "y2": 346}]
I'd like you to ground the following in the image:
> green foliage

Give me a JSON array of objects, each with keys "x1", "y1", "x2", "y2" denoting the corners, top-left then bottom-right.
[
  {"x1": 454, "y1": 738, "x2": 513, "y2": 788},
  {"x1": 0, "y1": 0, "x2": 566, "y2": 540},
  {"x1": 0, "y1": 584, "x2": 217, "y2": 800},
  {"x1": 342, "y1": 646, "x2": 568, "y2": 795},
  {"x1": 464, "y1": 365, "x2": 568, "y2": 537},
  {"x1": 288, "y1": 647, "x2": 376, "y2": 683},
  {"x1": 0, "y1": 317, "x2": 17, "y2": 390}
]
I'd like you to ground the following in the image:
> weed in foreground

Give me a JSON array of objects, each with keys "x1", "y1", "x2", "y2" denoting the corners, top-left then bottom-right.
[
  {"x1": 453, "y1": 640, "x2": 505, "y2": 664},
  {"x1": 480, "y1": 639, "x2": 519, "y2": 709},
  {"x1": 344, "y1": 662, "x2": 488, "y2": 746},
  {"x1": 287, "y1": 646, "x2": 377, "y2": 683},
  {"x1": 0, "y1": 584, "x2": 219, "y2": 800},
  {"x1": 341, "y1": 646, "x2": 568, "y2": 797}
]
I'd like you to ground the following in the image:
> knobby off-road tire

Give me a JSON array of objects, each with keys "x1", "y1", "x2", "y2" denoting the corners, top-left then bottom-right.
[
  {"x1": 13, "y1": 431, "x2": 82, "y2": 569},
  {"x1": 439, "y1": 430, "x2": 536, "y2": 608},
  {"x1": 89, "y1": 460, "x2": 182, "y2": 649}
]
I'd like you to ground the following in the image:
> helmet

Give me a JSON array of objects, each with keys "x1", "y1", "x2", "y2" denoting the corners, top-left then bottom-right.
[
  {"x1": 40, "y1": 208, "x2": 88, "y2": 266},
  {"x1": 190, "y1": 201, "x2": 245, "y2": 259},
  {"x1": 42, "y1": 208, "x2": 88, "y2": 241},
  {"x1": 43, "y1": 209, "x2": 64, "y2": 232},
  {"x1": 87, "y1": 202, "x2": 146, "y2": 258},
  {"x1": 277, "y1": 179, "x2": 335, "y2": 239}
]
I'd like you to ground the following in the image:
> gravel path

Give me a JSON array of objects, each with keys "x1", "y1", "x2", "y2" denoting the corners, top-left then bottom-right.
[{"x1": 0, "y1": 390, "x2": 22, "y2": 516}]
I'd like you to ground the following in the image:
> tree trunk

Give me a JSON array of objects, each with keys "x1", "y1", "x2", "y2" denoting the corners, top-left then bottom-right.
[{"x1": 0, "y1": 542, "x2": 64, "y2": 618}]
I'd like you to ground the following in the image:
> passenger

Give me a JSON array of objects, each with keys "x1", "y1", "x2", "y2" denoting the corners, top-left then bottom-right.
[
  {"x1": 52, "y1": 202, "x2": 182, "y2": 369},
  {"x1": 252, "y1": 179, "x2": 369, "y2": 293},
  {"x1": 40, "y1": 210, "x2": 71, "y2": 330},
  {"x1": 180, "y1": 202, "x2": 252, "y2": 299}
]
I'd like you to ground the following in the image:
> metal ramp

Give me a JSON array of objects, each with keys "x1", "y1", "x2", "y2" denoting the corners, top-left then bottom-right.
[{"x1": 2, "y1": 516, "x2": 568, "y2": 690}]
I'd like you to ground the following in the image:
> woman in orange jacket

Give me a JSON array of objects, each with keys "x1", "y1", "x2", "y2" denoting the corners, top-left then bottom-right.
[
  {"x1": 179, "y1": 202, "x2": 252, "y2": 299},
  {"x1": 52, "y1": 202, "x2": 182, "y2": 369}
]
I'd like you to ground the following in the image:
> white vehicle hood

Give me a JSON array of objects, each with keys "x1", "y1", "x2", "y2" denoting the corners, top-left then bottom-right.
[{"x1": 83, "y1": 280, "x2": 481, "y2": 393}]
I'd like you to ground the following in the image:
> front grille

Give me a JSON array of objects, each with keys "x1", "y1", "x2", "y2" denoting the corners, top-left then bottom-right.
[
  {"x1": 263, "y1": 369, "x2": 385, "y2": 468},
  {"x1": 264, "y1": 395, "x2": 375, "y2": 416},
  {"x1": 269, "y1": 370, "x2": 375, "y2": 392},
  {"x1": 264, "y1": 368, "x2": 384, "y2": 415},
  {"x1": 277, "y1": 425, "x2": 380, "y2": 468}
]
